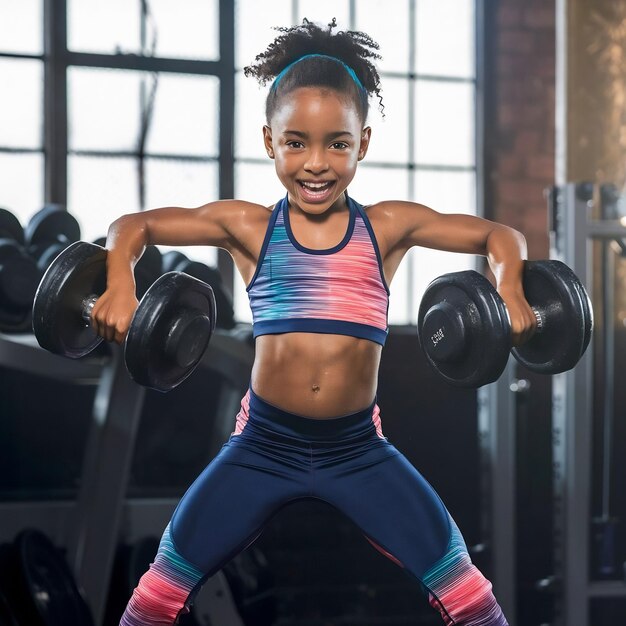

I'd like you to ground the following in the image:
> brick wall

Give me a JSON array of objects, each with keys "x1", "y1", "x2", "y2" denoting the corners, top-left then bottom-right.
[{"x1": 489, "y1": 1, "x2": 556, "y2": 260}]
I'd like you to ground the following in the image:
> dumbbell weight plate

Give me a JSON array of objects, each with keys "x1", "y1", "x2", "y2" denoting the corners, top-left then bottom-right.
[
  {"x1": 32, "y1": 241, "x2": 107, "y2": 358},
  {"x1": 0, "y1": 240, "x2": 41, "y2": 332},
  {"x1": 125, "y1": 272, "x2": 216, "y2": 392},
  {"x1": 0, "y1": 589, "x2": 19, "y2": 626},
  {"x1": 25, "y1": 205, "x2": 80, "y2": 248},
  {"x1": 511, "y1": 260, "x2": 593, "y2": 374},
  {"x1": 0, "y1": 208, "x2": 25, "y2": 245},
  {"x1": 417, "y1": 270, "x2": 511, "y2": 387},
  {"x1": 165, "y1": 254, "x2": 236, "y2": 330},
  {"x1": 16, "y1": 530, "x2": 94, "y2": 626}
]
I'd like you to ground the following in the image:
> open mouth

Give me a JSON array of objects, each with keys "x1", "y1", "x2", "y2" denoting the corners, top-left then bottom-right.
[{"x1": 298, "y1": 180, "x2": 336, "y2": 202}]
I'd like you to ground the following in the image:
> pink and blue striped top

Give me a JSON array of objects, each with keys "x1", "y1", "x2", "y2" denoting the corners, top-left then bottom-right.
[{"x1": 247, "y1": 193, "x2": 390, "y2": 345}]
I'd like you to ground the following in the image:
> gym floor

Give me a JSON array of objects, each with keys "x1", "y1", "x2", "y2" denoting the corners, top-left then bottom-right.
[{"x1": 1, "y1": 2, "x2": 625, "y2": 626}]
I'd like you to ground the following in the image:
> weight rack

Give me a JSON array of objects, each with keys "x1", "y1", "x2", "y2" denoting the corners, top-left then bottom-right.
[
  {"x1": 0, "y1": 327, "x2": 254, "y2": 626},
  {"x1": 549, "y1": 182, "x2": 626, "y2": 626}
]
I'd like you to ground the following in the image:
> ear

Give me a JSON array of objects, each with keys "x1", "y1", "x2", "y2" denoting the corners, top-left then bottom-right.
[
  {"x1": 358, "y1": 126, "x2": 372, "y2": 161},
  {"x1": 263, "y1": 125, "x2": 275, "y2": 159}
]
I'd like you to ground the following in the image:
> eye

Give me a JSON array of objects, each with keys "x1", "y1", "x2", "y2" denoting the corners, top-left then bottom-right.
[
  {"x1": 330, "y1": 142, "x2": 349, "y2": 150},
  {"x1": 286, "y1": 140, "x2": 304, "y2": 149}
]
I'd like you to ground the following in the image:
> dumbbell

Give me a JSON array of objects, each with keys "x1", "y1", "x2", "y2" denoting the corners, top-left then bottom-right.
[
  {"x1": 25, "y1": 205, "x2": 82, "y2": 273},
  {"x1": 0, "y1": 209, "x2": 41, "y2": 333},
  {"x1": 417, "y1": 260, "x2": 593, "y2": 387},
  {"x1": 32, "y1": 241, "x2": 216, "y2": 392},
  {"x1": 162, "y1": 250, "x2": 236, "y2": 329}
]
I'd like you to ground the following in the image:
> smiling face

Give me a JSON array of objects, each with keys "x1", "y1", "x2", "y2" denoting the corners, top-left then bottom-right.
[{"x1": 263, "y1": 87, "x2": 371, "y2": 215}]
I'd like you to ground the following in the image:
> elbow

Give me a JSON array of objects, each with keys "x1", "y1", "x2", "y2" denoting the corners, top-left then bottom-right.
[
  {"x1": 106, "y1": 213, "x2": 149, "y2": 250},
  {"x1": 485, "y1": 223, "x2": 528, "y2": 259}
]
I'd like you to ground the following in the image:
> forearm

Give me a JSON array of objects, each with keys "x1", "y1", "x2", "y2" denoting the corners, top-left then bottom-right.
[
  {"x1": 485, "y1": 225, "x2": 528, "y2": 292},
  {"x1": 105, "y1": 213, "x2": 149, "y2": 291}
]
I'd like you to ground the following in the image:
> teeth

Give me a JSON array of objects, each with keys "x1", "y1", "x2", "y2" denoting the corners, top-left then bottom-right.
[{"x1": 301, "y1": 181, "x2": 331, "y2": 190}]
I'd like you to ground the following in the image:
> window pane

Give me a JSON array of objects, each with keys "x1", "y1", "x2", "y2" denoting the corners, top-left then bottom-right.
[
  {"x1": 68, "y1": 0, "x2": 141, "y2": 54},
  {"x1": 416, "y1": 0, "x2": 475, "y2": 78},
  {"x1": 295, "y1": 1, "x2": 350, "y2": 29},
  {"x1": 147, "y1": 0, "x2": 219, "y2": 60},
  {"x1": 69, "y1": 68, "x2": 219, "y2": 156},
  {"x1": 349, "y1": 166, "x2": 409, "y2": 204},
  {"x1": 0, "y1": 59, "x2": 43, "y2": 149},
  {"x1": 146, "y1": 157, "x2": 220, "y2": 266},
  {"x1": 0, "y1": 152, "x2": 44, "y2": 226},
  {"x1": 365, "y1": 77, "x2": 409, "y2": 164},
  {"x1": 235, "y1": 0, "x2": 292, "y2": 69},
  {"x1": 68, "y1": 155, "x2": 139, "y2": 242},
  {"x1": 355, "y1": 0, "x2": 410, "y2": 74},
  {"x1": 69, "y1": 68, "x2": 141, "y2": 152},
  {"x1": 414, "y1": 169, "x2": 476, "y2": 214},
  {"x1": 145, "y1": 74, "x2": 219, "y2": 156},
  {"x1": 235, "y1": 161, "x2": 285, "y2": 205},
  {"x1": 235, "y1": 72, "x2": 270, "y2": 160},
  {"x1": 410, "y1": 169, "x2": 477, "y2": 317},
  {"x1": 415, "y1": 80, "x2": 474, "y2": 166},
  {"x1": 0, "y1": 0, "x2": 42, "y2": 55}
]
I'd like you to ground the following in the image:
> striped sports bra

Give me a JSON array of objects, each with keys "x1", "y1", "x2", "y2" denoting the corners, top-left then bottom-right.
[{"x1": 246, "y1": 193, "x2": 390, "y2": 346}]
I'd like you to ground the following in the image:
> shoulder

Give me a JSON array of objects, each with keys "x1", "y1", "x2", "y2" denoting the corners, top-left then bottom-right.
[{"x1": 359, "y1": 200, "x2": 437, "y2": 239}]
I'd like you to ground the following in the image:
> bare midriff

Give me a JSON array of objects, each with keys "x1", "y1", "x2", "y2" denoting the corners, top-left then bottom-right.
[{"x1": 250, "y1": 333, "x2": 382, "y2": 419}]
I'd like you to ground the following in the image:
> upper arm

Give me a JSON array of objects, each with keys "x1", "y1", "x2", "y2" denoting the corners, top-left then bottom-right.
[
  {"x1": 113, "y1": 199, "x2": 260, "y2": 251},
  {"x1": 383, "y1": 200, "x2": 502, "y2": 256}
]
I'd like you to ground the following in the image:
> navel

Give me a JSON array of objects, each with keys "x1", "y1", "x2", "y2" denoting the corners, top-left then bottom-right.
[{"x1": 311, "y1": 384, "x2": 320, "y2": 393}]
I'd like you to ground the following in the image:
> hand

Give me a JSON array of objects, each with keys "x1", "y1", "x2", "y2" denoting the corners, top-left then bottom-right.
[
  {"x1": 91, "y1": 287, "x2": 139, "y2": 344},
  {"x1": 498, "y1": 285, "x2": 537, "y2": 347}
]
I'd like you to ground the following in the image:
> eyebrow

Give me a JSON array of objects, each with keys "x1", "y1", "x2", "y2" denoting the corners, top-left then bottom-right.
[{"x1": 283, "y1": 130, "x2": 354, "y2": 139}]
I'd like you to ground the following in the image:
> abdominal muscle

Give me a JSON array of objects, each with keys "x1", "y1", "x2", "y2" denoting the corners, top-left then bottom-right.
[{"x1": 250, "y1": 333, "x2": 382, "y2": 419}]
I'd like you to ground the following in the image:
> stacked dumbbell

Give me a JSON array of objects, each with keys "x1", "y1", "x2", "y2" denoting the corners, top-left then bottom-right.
[
  {"x1": 417, "y1": 260, "x2": 594, "y2": 387},
  {"x1": 0, "y1": 208, "x2": 43, "y2": 332}
]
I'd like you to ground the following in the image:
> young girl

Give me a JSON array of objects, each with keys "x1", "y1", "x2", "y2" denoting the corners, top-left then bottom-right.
[{"x1": 100, "y1": 19, "x2": 535, "y2": 626}]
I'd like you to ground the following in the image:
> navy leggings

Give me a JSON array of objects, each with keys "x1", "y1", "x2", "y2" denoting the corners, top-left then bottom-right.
[{"x1": 120, "y1": 389, "x2": 508, "y2": 625}]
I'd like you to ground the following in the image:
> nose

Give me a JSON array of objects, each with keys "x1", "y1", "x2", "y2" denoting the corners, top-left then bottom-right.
[{"x1": 304, "y1": 148, "x2": 329, "y2": 174}]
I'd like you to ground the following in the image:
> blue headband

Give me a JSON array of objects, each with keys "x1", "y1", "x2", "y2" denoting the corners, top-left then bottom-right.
[{"x1": 271, "y1": 53, "x2": 366, "y2": 93}]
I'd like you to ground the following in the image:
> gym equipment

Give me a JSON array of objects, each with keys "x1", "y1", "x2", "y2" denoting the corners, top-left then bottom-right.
[
  {"x1": 417, "y1": 259, "x2": 593, "y2": 387},
  {"x1": 162, "y1": 250, "x2": 236, "y2": 329},
  {"x1": 0, "y1": 208, "x2": 24, "y2": 244},
  {"x1": 25, "y1": 206, "x2": 81, "y2": 273},
  {"x1": 93, "y1": 237, "x2": 163, "y2": 299},
  {"x1": 32, "y1": 241, "x2": 216, "y2": 392},
  {"x1": 0, "y1": 531, "x2": 93, "y2": 626},
  {"x1": 15, "y1": 529, "x2": 94, "y2": 626},
  {"x1": 0, "y1": 239, "x2": 41, "y2": 333}
]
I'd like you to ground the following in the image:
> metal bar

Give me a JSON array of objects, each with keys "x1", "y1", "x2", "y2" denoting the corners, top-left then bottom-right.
[
  {"x1": 68, "y1": 345, "x2": 146, "y2": 626},
  {"x1": 477, "y1": 357, "x2": 517, "y2": 624},
  {"x1": 588, "y1": 582, "x2": 626, "y2": 598},
  {"x1": 66, "y1": 51, "x2": 221, "y2": 75},
  {"x1": 551, "y1": 182, "x2": 594, "y2": 626},
  {"x1": 44, "y1": 0, "x2": 68, "y2": 206},
  {"x1": 217, "y1": 0, "x2": 236, "y2": 299},
  {"x1": 69, "y1": 149, "x2": 219, "y2": 162},
  {"x1": 586, "y1": 221, "x2": 626, "y2": 239},
  {"x1": 0, "y1": 333, "x2": 104, "y2": 383}
]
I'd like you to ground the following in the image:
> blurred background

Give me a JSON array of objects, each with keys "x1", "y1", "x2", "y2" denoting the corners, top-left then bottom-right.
[{"x1": 0, "y1": 1, "x2": 624, "y2": 625}]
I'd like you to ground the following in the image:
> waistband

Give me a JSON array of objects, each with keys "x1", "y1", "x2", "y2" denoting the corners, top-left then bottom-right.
[{"x1": 247, "y1": 386, "x2": 380, "y2": 440}]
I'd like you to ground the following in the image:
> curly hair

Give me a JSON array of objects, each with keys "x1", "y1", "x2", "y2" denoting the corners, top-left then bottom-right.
[{"x1": 244, "y1": 18, "x2": 384, "y2": 123}]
